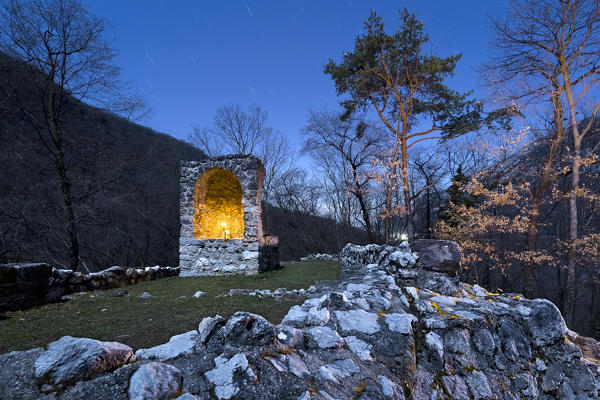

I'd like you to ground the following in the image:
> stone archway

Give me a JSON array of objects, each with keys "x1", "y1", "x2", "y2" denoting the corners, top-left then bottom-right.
[{"x1": 193, "y1": 168, "x2": 244, "y2": 239}]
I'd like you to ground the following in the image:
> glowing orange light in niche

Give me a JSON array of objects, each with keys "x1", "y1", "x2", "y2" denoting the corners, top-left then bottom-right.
[{"x1": 193, "y1": 169, "x2": 244, "y2": 239}]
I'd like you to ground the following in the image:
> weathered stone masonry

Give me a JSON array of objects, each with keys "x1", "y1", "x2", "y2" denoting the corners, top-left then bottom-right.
[{"x1": 179, "y1": 155, "x2": 277, "y2": 276}]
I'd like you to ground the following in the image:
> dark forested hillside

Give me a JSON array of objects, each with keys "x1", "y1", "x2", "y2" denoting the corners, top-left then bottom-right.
[
  {"x1": 0, "y1": 52, "x2": 366, "y2": 270},
  {"x1": 262, "y1": 204, "x2": 368, "y2": 261},
  {"x1": 0, "y1": 53, "x2": 206, "y2": 269}
]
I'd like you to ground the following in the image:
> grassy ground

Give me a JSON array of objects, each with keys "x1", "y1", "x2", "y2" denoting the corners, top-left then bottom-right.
[{"x1": 0, "y1": 260, "x2": 341, "y2": 353}]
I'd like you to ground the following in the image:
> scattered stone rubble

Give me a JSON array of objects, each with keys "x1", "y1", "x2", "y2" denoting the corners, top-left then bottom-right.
[
  {"x1": 300, "y1": 253, "x2": 339, "y2": 262},
  {"x1": 219, "y1": 286, "x2": 315, "y2": 299},
  {"x1": 1, "y1": 241, "x2": 599, "y2": 399}
]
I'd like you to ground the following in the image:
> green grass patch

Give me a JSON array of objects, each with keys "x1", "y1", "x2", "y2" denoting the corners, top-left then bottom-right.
[{"x1": 0, "y1": 260, "x2": 341, "y2": 353}]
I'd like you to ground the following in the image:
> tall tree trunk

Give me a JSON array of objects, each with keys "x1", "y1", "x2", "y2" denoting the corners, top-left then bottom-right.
[
  {"x1": 426, "y1": 186, "x2": 431, "y2": 239},
  {"x1": 562, "y1": 61, "x2": 581, "y2": 326},
  {"x1": 523, "y1": 201, "x2": 541, "y2": 299},
  {"x1": 384, "y1": 147, "x2": 400, "y2": 244},
  {"x1": 351, "y1": 168, "x2": 375, "y2": 243},
  {"x1": 46, "y1": 79, "x2": 79, "y2": 271},
  {"x1": 401, "y1": 141, "x2": 414, "y2": 239},
  {"x1": 565, "y1": 145, "x2": 581, "y2": 326}
]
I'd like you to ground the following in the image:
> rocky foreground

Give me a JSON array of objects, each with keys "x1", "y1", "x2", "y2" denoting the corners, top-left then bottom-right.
[{"x1": 1, "y1": 241, "x2": 599, "y2": 399}]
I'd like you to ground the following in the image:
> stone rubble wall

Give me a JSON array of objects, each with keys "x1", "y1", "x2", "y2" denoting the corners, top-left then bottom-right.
[
  {"x1": 179, "y1": 155, "x2": 266, "y2": 276},
  {"x1": 179, "y1": 238, "x2": 260, "y2": 276},
  {"x1": 2, "y1": 241, "x2": 600, "y2": 400},
  {"x1": 0, "y1": 263, "x2": 179, "y2": 313},
  {"x1": 48, "y1": 265, "x2": 180, "y2": 301},
  {"x1": 0, "y1": 263, "x2": 52, "y2": 312}
]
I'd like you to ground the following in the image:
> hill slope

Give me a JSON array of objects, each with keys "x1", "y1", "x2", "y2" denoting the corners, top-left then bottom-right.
[{"x1": 0, "y1": 53, "x2": 206, "y2": 269}]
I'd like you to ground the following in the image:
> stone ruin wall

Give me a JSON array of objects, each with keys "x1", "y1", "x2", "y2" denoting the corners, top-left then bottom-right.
[{"x1": 179, "y1": 155, "x2": 268, "y2": 276}]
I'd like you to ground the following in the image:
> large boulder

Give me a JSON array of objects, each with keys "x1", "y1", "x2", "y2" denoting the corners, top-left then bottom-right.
[
  {"x1": 34, "y1": 336, "x2": 134, "y2": 385},
  {"x1": 411, "y1": 239, "x2": 461, "y2": 274}
]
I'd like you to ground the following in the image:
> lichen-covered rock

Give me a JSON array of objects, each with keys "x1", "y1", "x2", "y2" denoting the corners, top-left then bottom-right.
[{"x1": 34, "y1": 336, "x2": 134, "y2": 385}]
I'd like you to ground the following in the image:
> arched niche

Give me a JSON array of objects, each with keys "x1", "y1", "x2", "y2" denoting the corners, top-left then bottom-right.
[{"x1": 193, "y1": 168, "x2": 244, "y2": 239}]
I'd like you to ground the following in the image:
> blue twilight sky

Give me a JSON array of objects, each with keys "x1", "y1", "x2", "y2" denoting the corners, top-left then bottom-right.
[{"x1": 88, "y1": 1, "x2": 507, "y2": 152}]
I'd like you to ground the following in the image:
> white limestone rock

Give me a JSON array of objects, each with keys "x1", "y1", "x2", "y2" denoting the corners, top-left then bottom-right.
[
  {"x1": 378, "y1": 375, "x2": 396, "y2": 398},
  {"x1": 319, "y1": 366, "x2": 339, "y2": 383},
  {"x1": 198, "y1": 315, "x2": 225, "y2": 344},
  {"x1": 334, "y1": 310, "x2": 380, "y2": 335},
  {"x1": 135, "y1": 330, "x2": 199, "y2": 361},
  {"x1": 205, "y1": 353, "x2": 256, "y2": 400},
  {"x1": 286, "y1": 353, "x2": 310, "y2": 377},
  {"x1": 128, "y1": 362, "x2": 183, "y2": 400},
  {"x1": 345, "y1": 283, "x2": 371, "y2": 294},
  {"x1": 465, "y1": 371, "x2": 493, "y2": 400},
  {"x1": 307, "y1": 307, "x2": 330, "y2": 326},
  {"x1": 352, "y1": 298, "x2": 370, "y2": 310},
  {"x1": 344, "y1": 336, "x2": 373, "y2": 361},
  {"x1": 297, "y1": 391, "x2": 311, "y2": 400},
  {"x1": 306, "y1": 327, "x2": 344, "y2": 349},
  {"x1": 425, "y1": 331, "x2": 444, "y2": 367},
  {"x1": 281, "y1": 305, "x2": 308, "y2": 327},
  {"x1": 388, "y1": 250, "x2": 418, "y2": 268},
  {"x1": 242, "y1": 251, "x2": 259, "y2": 260},
  {"x1": 327, "y1": 359, "x2": 359, "y2": 379},
  {"x1": 384, "y1": 313, "x2": 417, "y2": 335},
  {"x1": 176, "y1": 393, "x2": 203, "y2": 400}
]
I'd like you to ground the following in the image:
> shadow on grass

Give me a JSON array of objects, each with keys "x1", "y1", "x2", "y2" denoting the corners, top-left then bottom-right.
[{"x1": 0, "y1": 260, "x2": 341, "y2": 353}]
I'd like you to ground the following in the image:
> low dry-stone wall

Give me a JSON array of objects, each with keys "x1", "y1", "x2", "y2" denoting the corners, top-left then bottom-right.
[
  {"x1": 300, "y1": 253, "x2": 339, "y2": 262},
  {"x1": 2, "y1": 241, "x2": 600, "y2": 399},
  {"x1": 0, "y1": 263, "x2": 179, "y2": 312}
]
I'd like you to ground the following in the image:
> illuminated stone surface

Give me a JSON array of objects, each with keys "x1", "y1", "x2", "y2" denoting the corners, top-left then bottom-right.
[
  {"x1": 193, "y1": 168, "x2": 244, "y2": 239},
  {"x1": 179, "y1": 155, "x2": 275, "y2": 276}
]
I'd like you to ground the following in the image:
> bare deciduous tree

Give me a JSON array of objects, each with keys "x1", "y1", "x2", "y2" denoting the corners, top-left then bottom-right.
[
  {"x1": 487, "y1": 0, "x2": 600, "y2": 323},
  {"x1": 302, "y1": 109, "x2": 381, "y2": 243},
  {"x1": 188, "y1": 103, "x2": 292, "y2": 204},
  {"x1": 0, "y1": 0, "x2": 142, "y2": 270}
]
